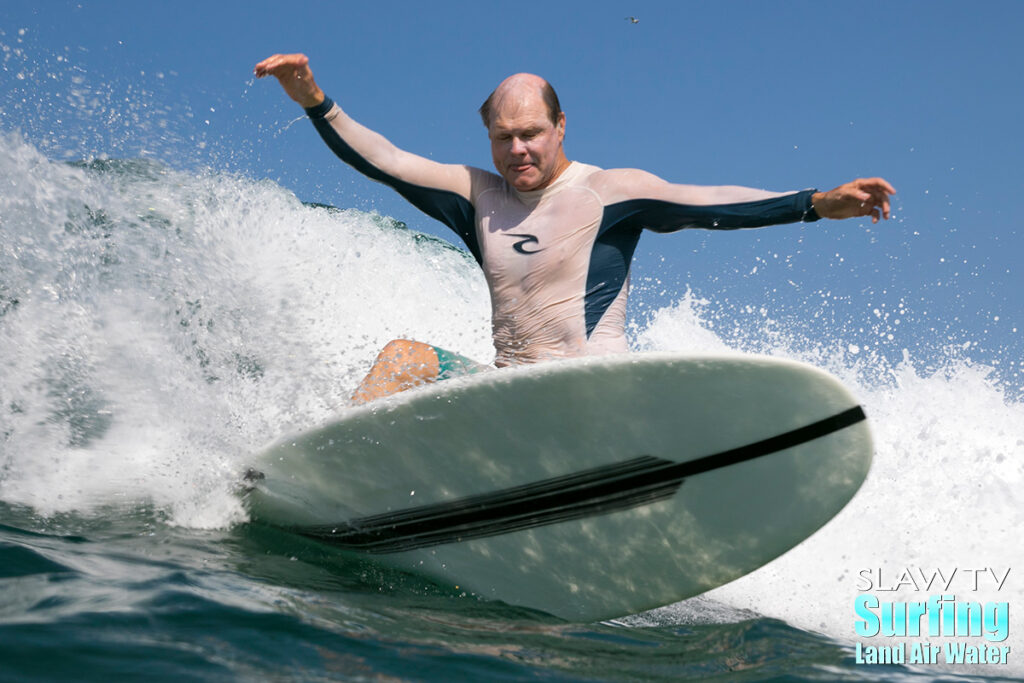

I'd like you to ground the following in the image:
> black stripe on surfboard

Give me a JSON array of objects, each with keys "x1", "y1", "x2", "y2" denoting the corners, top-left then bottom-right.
[{"x1": 290, "y1": 405, "x2": 866, "y2": 554}]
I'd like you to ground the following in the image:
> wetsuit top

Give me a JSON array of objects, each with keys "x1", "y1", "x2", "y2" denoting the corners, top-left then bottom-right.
[{"x1": 305, "y1": 97, "x2": 820, "y2": 367}]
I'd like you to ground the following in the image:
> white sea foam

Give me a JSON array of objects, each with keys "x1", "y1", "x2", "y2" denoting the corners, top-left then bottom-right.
[
  {"x1": 0, "y1": 133, "x2": 490, "y2": 527},
  {"x1": 634, "y1": 292, "x2": 1024, "y2": 675}
]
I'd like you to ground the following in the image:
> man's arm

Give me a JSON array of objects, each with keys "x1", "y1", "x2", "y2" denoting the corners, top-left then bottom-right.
[
  {"x1": 254, "y1": 54, "x2": 482, "y2": 259},
  {"x1": 589, "y1": 169, "x2": 894, "y2": 232}
]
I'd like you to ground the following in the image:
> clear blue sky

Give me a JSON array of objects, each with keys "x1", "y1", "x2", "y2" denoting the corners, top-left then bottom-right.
[{"x1": 3, "y1": 0, "x2": 1022, "y2": 383}]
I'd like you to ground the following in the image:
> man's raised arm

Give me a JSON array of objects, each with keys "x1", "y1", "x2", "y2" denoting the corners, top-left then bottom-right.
[
  {"x1": 254, "y1": 54, "x2": 479, "y2": 255},
  {"x1": 589, "y1": 168, "x2": 895, "y2": 233}
]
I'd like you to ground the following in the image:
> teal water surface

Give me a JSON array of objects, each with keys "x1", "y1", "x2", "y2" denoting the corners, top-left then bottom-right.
[{"x1": 4, "y1": 503, "x2": 1010, "y2": 682}]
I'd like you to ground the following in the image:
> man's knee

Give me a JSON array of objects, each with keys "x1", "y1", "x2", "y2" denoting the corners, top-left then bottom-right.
[
  {"x1": 353, "y1": 339, "x2": 439, "y2": 404},
  {"x1": 377, "y1": 339, "x2": 433, "y2": 363},
  {"x1": 379, "y1": 338, "x2": 419, "y2": 355},
  {"x1": 373, "y1": 339, "x2": 439, "y2": 379}
]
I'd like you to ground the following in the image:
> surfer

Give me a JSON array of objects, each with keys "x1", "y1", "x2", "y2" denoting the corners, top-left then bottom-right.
[{"x1": 254, "y1": 53, "x2": 895, "y2": 403}]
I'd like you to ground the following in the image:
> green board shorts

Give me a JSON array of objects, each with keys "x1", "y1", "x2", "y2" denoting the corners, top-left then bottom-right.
[{"x1": 431, "y1": 345, "x2": 491, "y2": 381}]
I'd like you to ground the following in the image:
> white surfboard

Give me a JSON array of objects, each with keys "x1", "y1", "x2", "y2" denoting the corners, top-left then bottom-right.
[{"x1": 243, "y1": 353, "x2": 872, "y2": 621}]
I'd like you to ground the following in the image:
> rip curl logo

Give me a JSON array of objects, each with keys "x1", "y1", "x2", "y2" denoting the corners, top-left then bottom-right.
[{"x1": 506, "y1": 233, "x2": 543, "y2": 254}]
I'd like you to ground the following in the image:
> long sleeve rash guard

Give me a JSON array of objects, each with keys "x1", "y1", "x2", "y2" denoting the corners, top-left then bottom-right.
[{"x1": 305, "y1": 97, "x2": 820, "y2": 367}]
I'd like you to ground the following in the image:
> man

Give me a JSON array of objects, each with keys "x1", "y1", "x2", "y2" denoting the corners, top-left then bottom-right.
[{"x1": 254, "y1": 54, "x2": 895, "y2": 403}]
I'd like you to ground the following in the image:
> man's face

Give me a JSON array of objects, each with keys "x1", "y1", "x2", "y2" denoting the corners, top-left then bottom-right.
[{"x1": 488, "y1": 94, "x2": 566, "y2": 192}]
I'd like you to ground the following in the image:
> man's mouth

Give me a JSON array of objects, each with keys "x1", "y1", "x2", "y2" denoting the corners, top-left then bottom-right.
[{"x1": 511, "y1": 163, "x2": 532, "y2": 173}]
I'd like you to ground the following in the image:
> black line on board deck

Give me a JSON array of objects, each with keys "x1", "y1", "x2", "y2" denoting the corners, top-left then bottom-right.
[{"x1": 288, "y1": 406, "x2": 866, "y2": 554}]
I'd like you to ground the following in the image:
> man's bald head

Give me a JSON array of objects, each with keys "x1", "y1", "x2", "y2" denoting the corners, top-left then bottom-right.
[{"x1": 478, "y1": 73, "x2": 562, "y2": 130}]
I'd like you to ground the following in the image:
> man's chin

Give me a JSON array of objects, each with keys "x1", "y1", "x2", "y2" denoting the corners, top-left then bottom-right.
[{"x1": 509, "y1": 172, "x2": 542, "y2": 192}]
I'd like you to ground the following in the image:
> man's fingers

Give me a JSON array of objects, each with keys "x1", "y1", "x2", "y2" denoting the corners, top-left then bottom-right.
[
  {"x1": 858, "y1": 178, "x2": 897, "y2": 201},
  {"x1": 253, "y1": 53, "x2": 309, "y2": 78},
  {"x1": 818, "y1": 177, "x2": 895, "y2": 221},
  {"x1": 844, "y1": 178, "x2": 895, "y2": 221},
  {"x1": 874, "y1": 191, "x2": 892, "y2": 220},
  {"x1": 253, "y1": 54, "x2": 284, "y2": 76},
  {"x1": 865, "y1": 177, "x2": 897, "y2": 195},
  {"x1": 255, "y1": 57, "x2": 289, "y2": 77},
  {"x1": 864, "y1": 187, "x2": 892, "y2": 220},
  {"x1": 854, "y1": 178, "x2": 895, "y2": 195}
]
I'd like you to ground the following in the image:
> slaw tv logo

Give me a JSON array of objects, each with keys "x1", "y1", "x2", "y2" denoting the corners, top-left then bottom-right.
[{"x1": 853, "y1": 567, "x2": 1011, "y2": 666}]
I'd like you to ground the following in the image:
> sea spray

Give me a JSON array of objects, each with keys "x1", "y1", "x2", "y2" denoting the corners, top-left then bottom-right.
[
  {"x1": 0, "y1": 132, "x2": 490, "y2": 526},
  {"x1": 631, "y1": 291, "x2": 1024, "y2": 676}
]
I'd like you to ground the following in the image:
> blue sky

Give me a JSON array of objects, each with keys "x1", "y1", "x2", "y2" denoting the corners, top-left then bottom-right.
[{"x1": 3, "y1": 0, "x2": 1022, "y2": 381}]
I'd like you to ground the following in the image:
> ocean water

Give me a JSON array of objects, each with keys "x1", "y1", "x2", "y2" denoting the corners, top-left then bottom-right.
[{"x1": 2, "y1": 131, "x2": 1022, "y2": 682}]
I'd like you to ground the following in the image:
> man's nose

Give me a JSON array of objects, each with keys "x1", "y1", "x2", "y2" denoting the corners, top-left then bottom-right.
[{"x1": 509, "y1": 137, "x2": 527, "y2": 154}]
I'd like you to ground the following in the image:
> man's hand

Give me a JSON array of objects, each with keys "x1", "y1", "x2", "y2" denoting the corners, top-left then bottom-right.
[
  {"x1": 254, "y1": 53, "x2": 325, "y2": 109},
  {"x1": 812, "y1": 178, "x2": 896, "y2": 223}
]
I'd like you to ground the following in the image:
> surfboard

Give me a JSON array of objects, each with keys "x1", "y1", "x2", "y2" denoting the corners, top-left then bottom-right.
[{"x1": 243, "y1": 353, "x2": 872, "y2": 621}]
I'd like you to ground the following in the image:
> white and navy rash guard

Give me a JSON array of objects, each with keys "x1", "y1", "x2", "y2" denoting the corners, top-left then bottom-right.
[{"x1": 306, "y1": 97, "x2": 820, "y2": 367}]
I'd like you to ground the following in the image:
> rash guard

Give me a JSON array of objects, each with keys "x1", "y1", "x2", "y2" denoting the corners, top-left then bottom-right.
[{"x1": 305, "y1": 97, "x2": 820, "y2": 367}]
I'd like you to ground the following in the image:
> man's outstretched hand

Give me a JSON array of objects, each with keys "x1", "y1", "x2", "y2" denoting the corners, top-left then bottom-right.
[
  {"x1": 254, "y1": 53, "x2": 325, "y2": 109},
  {"x1": 812, "y1": 178, "x2": 896, "y2": 223}
]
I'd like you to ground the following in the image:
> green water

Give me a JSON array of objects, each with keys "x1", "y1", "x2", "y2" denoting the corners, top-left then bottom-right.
[{"x1": 3, "y1": 502, "x2": 1015, "y2": 682}]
